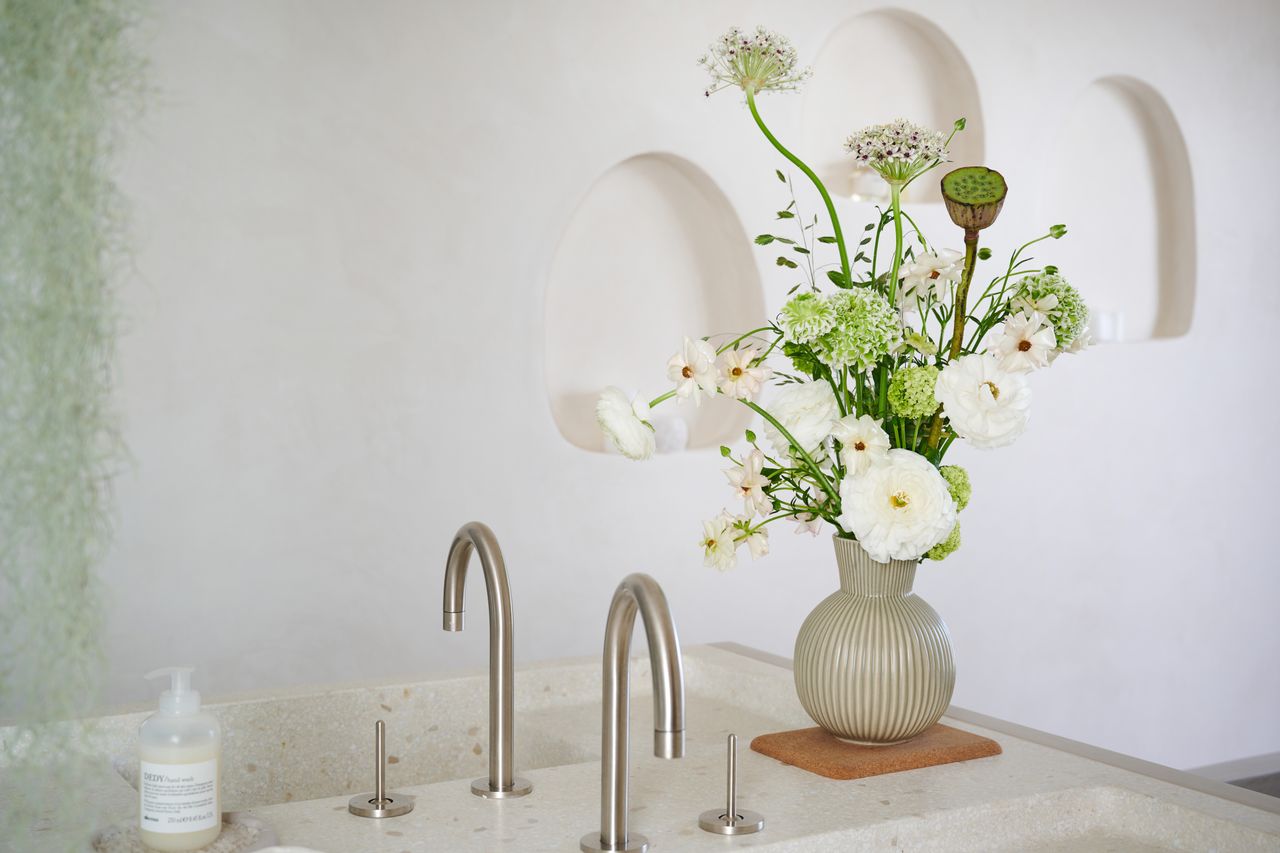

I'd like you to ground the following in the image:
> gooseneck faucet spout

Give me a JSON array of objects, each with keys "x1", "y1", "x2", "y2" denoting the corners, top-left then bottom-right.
[
  {"x1": 442, "y1": 521, "x2": 532, "y2": 799},
  {"x1": 580, "y1": 573, "x2": 685, "y2": 853}
]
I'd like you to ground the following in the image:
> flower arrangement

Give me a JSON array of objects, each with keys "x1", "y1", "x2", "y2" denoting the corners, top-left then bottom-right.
[{"x1": 598, "y1": 26, "x2": 1090, "y2": 568}]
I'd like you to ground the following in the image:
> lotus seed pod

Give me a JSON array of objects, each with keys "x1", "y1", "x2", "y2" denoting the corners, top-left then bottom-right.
[{"x1": 941, "y1": 166, "x2": 1007, "y2": 233}]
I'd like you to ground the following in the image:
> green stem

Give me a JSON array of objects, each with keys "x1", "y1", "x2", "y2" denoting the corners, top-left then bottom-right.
[
  {"x1": 741, "y1": 400, "x2": 839, "y2": 504},
  {"x1": 926, "y1": 229, "x2": 979, "y2": 449},
  {"x1": 887, "y1": 183, "x2": 904, "y2": 304},
  {"x1": 746, "y1": 87, "x2": 850, "y2": 282}
]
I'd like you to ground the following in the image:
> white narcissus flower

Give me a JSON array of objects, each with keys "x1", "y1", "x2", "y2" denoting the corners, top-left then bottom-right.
[
  {"x1": 717, "y1": 346, "x2": 771, "y2": 400},
  {"x1": 666, "y1": 337, "x2": 719, "y2": 405},
  {"x1": 725, "y1": 449, "x2": 770, "y2": 517},
  {"x1": 596, "y1": 387, "x2": 655, "y2": 461},
  {"x1": 989, "y1": 311, "x2": 1057, "y2": 373},
  {"x1": 829, "y1": 414, "x2": 891, "y2": 476},
  {"x1": 898, "y1": 249, "x2": 963, "y2": 305},
  {"x1": 760, "y1": 380, "x2": 838, "y2": 461},
  {"x1": 838, "y1": 449, "x2": 957, "y2": 563},
  {"x1": 700, "y1": 513, "x2": 739, "y2": 571},
  {"x1": 935, "y1": 354, "x2": 1031, "y2": 449}
]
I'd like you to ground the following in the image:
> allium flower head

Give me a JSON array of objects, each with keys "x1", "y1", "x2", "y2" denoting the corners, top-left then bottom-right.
[
  {"x1": 844, "y1": 119, "x2": 949, "y2": 185},
  {"x1": 926, "y1": 522, "x2": 961, "y2": 561},
  {"x1": 887, "y1": 365, "x2": 941, "y2": 419},
  {"x1": 778, "y1": 293, "x2": 836, "y2": 343},
  {"x1": 938, "y1": 465, "x2": 971, "y2": 511},
  {"x1": 699, "y1": 26, "x2": 811, "y2": 97},
  {"x1": 1013, "y1": 272, "x2": 1089, "y2": 349},
  {"x1": 815, "y1": 289, "x2": 901, "y2": 371}
]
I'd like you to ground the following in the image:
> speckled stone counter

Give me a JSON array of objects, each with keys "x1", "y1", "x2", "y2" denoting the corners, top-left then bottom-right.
[{"x1": 5, "y1": 645, "x2": 1279, "y2": 852}]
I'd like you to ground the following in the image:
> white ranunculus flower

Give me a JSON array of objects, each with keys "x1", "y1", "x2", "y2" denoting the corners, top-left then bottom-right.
[
  {"x1": 717, "y1": 346, "x2": 771, "y2": 400},
  {"x1": 596, "y1": 387, "x2": 655, "y2": 461},
  {"x1": 743, "y1": 523, "x2": 770, "y2": 560},
  {"x1": 829, "y1": 414, "x2": 891, "y2": 476},
  {"x1": 935, "y1": 354, "x2": 1031, "y2": 449},
  {"x1": 760, "y1": 380, "x2": 838, "y2": 461},
  {"x1": 700, "y1": 513, "x2": 739, "y2": 571},
  {"x1": 726, "y1": 449, "x2": 770, "y2": 517},
  {"x1": 838, "y1": 449, "x2": 957, "y2": 563},
  {"x1": 898, "y1": 249, "x2": 963, "y2": 305},
  {"x1": 989, "y1": 311, "x2": 1057, "y2": 373},
  {"x1": 666, "y1": 337, "x2": 719, "y2": 405}
]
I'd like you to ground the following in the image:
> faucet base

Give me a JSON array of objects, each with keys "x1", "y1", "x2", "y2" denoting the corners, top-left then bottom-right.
[
  {"x1": 471, "y1": 776, "x2": 533, "y2": 799},
  {"x1": 579, "y1": 831, "x2": 648, "y2": 853}
]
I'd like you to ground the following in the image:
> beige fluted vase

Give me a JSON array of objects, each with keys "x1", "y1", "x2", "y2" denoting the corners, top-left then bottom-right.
[{"x1": 793, "y1": 536, "x2": 955, "y2": 745}]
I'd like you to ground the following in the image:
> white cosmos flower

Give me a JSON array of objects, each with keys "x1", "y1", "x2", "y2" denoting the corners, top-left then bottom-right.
[
  {"x1": 838, "y1": 449, "x2": 957, "y2": 563},
  {"x1": 596, "y1": 387, "x2": 655, "y2": 461},
  {"x1": 935, "y1": 354, "x2": 1031, "y2": 449},
  {"x1": 829, "y1": 414, "x2": 891, "y2": 476},
  {"x1": 717, "y1": 346, "x2": 771, "y2": 400},
  {"x1": 667, "y1": 337, "x2": 719, "y2": 405},
  {"x1": 726, "y1": 449, "x2": 770, "y2": 517},
  {"x1": 898, "y1": 249, "x2": 963, "y2": 305},
  {"x1": 989, "y1": 311, "x2": 1057, "y2": 373},
  {"x1": 760, "y1": 380, "x2": 839, "y2": 461},
  {"x1": 700, "y1": 513, "x2": 739, "y2": 571}
]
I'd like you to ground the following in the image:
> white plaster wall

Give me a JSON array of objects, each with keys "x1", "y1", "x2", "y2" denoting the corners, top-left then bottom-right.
[{"x1": 105, "y1": 0, "x2": 1280, "y2": 771}]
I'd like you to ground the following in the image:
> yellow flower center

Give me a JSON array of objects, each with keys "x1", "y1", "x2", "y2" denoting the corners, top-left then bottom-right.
[
  {"x1": 854, "y1": 441, "x2": 866, "y2": 451},
  {"x1": 890, "y1": 491, "x2": 910, "y2": 509},
  {"x1": 1017, "y1": 339, "x2": 1032, "y2": 352},
  {"x1": 682, "y1": 366, "x2": 693, "y2": 379},
  {"x1": 731, "y1": 366, "x2": 743, "y2": 377},
  {"x1": 982, "y1": 380, "x2": 1001, "y2": 400}
]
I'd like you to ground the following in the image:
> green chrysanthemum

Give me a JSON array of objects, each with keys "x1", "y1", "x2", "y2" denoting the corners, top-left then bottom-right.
[
  {"x1": 1015, "y1": 272, "x2": 1088, "y2": 348},
  {"x1": 778, "y1": 293, "x2": 836, "y2": 344},
  {"x1": 887, "y1": 365, "x2": 940, "y2": 419},
  {"x1": 815, "y1": 289, "x2": 899, "y2": 371},
  {"x1": 939, "y1": 465, "x2": 971, "y2": 511},
  {"x1": 926, "y1": 522, "x2": 961, "y2": 561}
]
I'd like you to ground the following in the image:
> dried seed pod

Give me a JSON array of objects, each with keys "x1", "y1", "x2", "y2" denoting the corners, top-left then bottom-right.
[{"x1": 941, "y1": 167, "x2": 1007, "y2": 234}]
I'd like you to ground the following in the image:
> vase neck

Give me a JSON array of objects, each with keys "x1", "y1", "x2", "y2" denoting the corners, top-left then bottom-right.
[{"x1": 832, "y1": 536, "x2": 917, "y2": 596}]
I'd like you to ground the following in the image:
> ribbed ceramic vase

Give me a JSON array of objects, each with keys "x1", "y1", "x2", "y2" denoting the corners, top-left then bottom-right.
[{"x1": 793, "y1": 536, "x2": 955, "y2": 745}]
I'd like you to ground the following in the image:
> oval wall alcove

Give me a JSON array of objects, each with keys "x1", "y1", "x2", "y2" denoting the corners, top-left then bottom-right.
[
  {"x1": 1040, "y1": 77, "x2": 1195, "y2": 342},
  {"x1": 545, "y1": 153, "x2": 764, "y2": 454},
  {"x1": 799, "y1": 10, "x2": 985, "y2": 205}
]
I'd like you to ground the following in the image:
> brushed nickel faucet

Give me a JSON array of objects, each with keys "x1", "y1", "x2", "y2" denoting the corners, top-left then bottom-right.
[
  {"x1": 442, "y1": 521, "x2": 532, "y2": 798},
  {"x1": 580, "y1": 573, "x2": 685, "y2": 853}
]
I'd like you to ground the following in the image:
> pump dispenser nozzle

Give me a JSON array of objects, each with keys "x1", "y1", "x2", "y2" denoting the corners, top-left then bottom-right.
[{"x1": 145, "y1": 666, "x2": 201, "y2": 714}]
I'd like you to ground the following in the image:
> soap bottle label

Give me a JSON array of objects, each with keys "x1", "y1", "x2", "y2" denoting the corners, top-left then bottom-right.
[{"x1": 140, "y1": 759, "x2": 219, "y2": 833}]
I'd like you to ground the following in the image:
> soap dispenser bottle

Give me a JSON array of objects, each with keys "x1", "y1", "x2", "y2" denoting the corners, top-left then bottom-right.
[{"x1": 139, "y1": 666, "x2": 221, "y2": 851}]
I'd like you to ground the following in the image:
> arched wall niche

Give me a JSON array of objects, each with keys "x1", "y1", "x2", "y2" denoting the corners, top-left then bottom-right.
[
  {"x1": 799, "y1": 9, "x2": 985, "y2": 205},
  {"x1": 545, "y1": 153, "x2": 764, "y2": 454},
  {"x1": 1042, "y1": 76, "x2": 1195, "y2": 341}
]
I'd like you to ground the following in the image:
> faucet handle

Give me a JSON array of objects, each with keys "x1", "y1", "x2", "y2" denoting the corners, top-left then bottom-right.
[
  {"x1": 349, "y1": 720, "x2": 414, "y2": 818},
  {"x1": 698, "y1": 734, "x2": 764, "y2": 835}
]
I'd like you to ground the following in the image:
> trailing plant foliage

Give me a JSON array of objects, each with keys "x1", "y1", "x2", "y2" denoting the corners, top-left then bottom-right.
[{"x1": 0, "y1": 0, "x2": 145, "y2": 847}]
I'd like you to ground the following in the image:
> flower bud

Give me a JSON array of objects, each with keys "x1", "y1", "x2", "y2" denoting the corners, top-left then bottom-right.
[{"x1": 1049, "y1": 223, "x2": 1068, "y2": 239}]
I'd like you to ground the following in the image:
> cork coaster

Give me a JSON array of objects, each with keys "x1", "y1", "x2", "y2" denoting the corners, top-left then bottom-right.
[{"x1": 750, "y1": 723, "x2": 1000, "y2": 780}]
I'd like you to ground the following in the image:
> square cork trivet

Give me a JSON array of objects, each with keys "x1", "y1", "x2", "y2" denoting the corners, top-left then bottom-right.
[{"x1": 750, "y1": 723, "x2": 1001, "y2": 780}]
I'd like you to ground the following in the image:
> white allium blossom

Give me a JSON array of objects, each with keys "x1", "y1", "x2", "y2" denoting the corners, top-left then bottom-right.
[
  {"x1": 699, "y1": 26, "x2": 811, "y2": 97},
  {"x1": 717, "y1": 346, "x2": 771, "y2": 400},
  {"x1": 844, "y1": 119, "x2": 949, "y2": 184},
  {"x1": 838, "y1": 450, "x2": 958, "y2": 563},
  {"x1": 760, "y1": 380, "x2": 838, "y2": 461},
  {"x1": 829, "y1": 414, "x2": 891, "y2": 476},
  {"x1": 898, "y1": 249, "x2": 964, "y2": 305},
  {"x1": 701, "y1": 513, "x2": 740, "y2": 571},
  {"x1": 596, "y1": 387, "x2": 655, "y2": 461},
  {"x1": 989, "y1": 311, "x2": 1057, "y2": 373},
  {"x1": 726, "y1": 449, "x2": 770, "y2": 517},
  {"x1": 935, "y1": 354, "x2": 1032, "y2": 449},
  {"x1": 667, "y1": 337, "x2": 719, "y2": 405}
]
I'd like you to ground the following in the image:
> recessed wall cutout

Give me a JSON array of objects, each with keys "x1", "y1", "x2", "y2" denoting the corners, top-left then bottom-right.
[
  {"x1": 545, "y1": 154, "x2": 763, "y2": 454},
  {"x1": 1041, "y1": 76, "x2": 1195, "y2": 341},
  {"x1": 799, "y1": 10, "x2": 985, "y2": 205}
]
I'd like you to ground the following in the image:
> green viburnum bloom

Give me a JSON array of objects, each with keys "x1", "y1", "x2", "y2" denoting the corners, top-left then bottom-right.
[
  {"x1": 939, "y1": 465, "x2": 971, "y2": 511},
  {"x1": 815, "y1": 290, "x2": 899, "y2": 371},
  {"x1": 778, "y1": 293, "x2": 836, "y2": 343},
  {"x1": 887, "y1": 365, "x2": 940, "y2": 419},
  {"x1": 926, "y1": 522, "x2": 961, "y2": 561},
  {"x1": 1014, "y1": 272, "x2": 1088, "y2": 349}
]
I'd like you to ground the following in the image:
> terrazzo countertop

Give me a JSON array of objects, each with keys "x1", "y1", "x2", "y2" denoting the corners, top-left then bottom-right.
[{"x1": 5, "y1": 644, "x2": 1279, "y2": 852}]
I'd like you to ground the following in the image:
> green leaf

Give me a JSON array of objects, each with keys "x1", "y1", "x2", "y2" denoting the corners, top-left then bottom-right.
[
  {"x1": 864, "y1": 223, "x2": 876, "y2": 231},
  {"x1": 858, "y1": 237, "x2": 871, "y2": 246},
  {"x1": 776, "y1": 210, "x2": 795, "y2": 219},
  {"x1": 775, "y1": 169, "x2": 786, "y2": 183},
  {"x1": 827, "y1": 270, "x2": 852, "y2": 289},
  {"x1": 774, "y1": 237, "x2": 796, "y2": 245},
  {"x1": 776, "y1": 256, "x2": 799, "y2": 268},
  {"x1": 782, "y1": 341, "x2": 823, "y2": 379},
  {"x1": 754, "y1": 234, "x2": 775, "y2": 245},
  {"x1": 817, "y1": 236, "x2": 837, "y2": 244},
  {"x1": 793, "y1": 246, "x2": 810, "y2": 255}
]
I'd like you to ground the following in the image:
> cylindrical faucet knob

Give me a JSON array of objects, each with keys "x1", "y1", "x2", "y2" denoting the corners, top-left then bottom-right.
[
  {"x1": 349, "y1": 720, "x2": 414, "y2": 818},
  {"x1": 699, "y1": 733, "x2": 764, "y2": 835}
]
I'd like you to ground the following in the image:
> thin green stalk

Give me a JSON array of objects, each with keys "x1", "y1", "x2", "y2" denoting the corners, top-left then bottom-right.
[
  {"x1": 926, "y1": 229, "x2": 979, "y2": 449},
  {"x1": 745, "y1": 87, "x2": 850, "y2": 282},
  {"x1": 741, "y1": 400, "x2": 839, "y2": 503}
]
